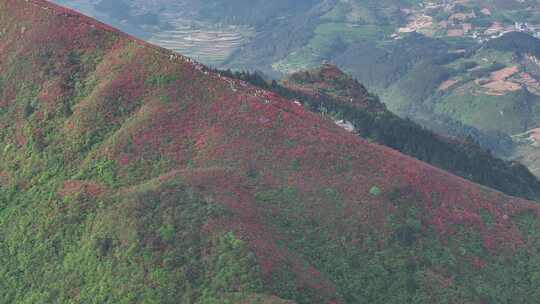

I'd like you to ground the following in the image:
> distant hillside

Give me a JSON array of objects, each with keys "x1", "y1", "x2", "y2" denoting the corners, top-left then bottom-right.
[{"x1": 1, "y1": 1, "x2": 540, "y2": 303}]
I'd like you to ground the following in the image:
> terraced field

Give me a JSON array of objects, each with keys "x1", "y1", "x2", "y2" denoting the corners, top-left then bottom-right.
[
  {"x1": 148, "y1": 18, "x2": 253, "y2": 65},
  {"x1": 51, "y1": 0, "x2": 254, "y2": 66}
]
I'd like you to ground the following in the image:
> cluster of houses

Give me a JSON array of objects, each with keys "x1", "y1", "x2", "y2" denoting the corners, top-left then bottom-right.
[
  {"x1": 470, "y1": 21, "x2": 540, "y2": 43},
  {"x1": 514, "y1": 22, "x2": 540, "y2": 39},
  {"x1": 394, "y1": 1, "x2": 540, "y2": 42}
]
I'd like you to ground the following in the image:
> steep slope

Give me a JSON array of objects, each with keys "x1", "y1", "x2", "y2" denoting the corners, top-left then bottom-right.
[
  {"x1": 1, "y1": 1, "x2": 540, "y2": 303},
  {"x1": 223, "y1": 64, "x2": 540, "y2": 201},
  {"x1": 51, "y1": 1, "x2": 540, "y2": 164}
]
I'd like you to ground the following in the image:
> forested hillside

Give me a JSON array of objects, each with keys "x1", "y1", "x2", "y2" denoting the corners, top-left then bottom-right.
[
  {"x1": 219, "y1": 65, "x2": 540, "y2": 201},
  {"x1": 1, "y1": 1, "x2": 540, "y2": 303},
  {"x1": 51, "y1": 0, "x2": 540, "y2": 177}
]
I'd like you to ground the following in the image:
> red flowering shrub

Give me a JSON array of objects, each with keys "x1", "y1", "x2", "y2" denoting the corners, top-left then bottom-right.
[{"x1": 0, "y1": 1, "x2": 539, "y2": 303}]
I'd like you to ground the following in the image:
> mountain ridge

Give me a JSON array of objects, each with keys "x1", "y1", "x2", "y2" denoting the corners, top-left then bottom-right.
[
  {"x1": 222, "y1": 64, "x2": 540, "y2": 201},
  {"x1": 48, "y1": 0, "x2": 540, "y2": 179},
  {"x1": 1, "y1": 1, "x2": 540, "y2": 303}
]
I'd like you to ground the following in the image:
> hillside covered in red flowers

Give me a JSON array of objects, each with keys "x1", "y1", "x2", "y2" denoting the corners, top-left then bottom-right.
[
  {"x1": 1, "y1": 1, "x2": 539, "y2": 303},
  {"x1": 269, "y1": 64, "x2": 540, "y2": 202}
]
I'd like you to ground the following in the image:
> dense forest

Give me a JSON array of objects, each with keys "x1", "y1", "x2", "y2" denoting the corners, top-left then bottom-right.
[{"x1": 486, "y1": 32, "x2": 540, "y2": 58}]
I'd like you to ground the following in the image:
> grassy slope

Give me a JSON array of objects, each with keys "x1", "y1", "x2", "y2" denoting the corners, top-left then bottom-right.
[{"x1": 1, "y1": 1, "x2": 540, "y2": 303}]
